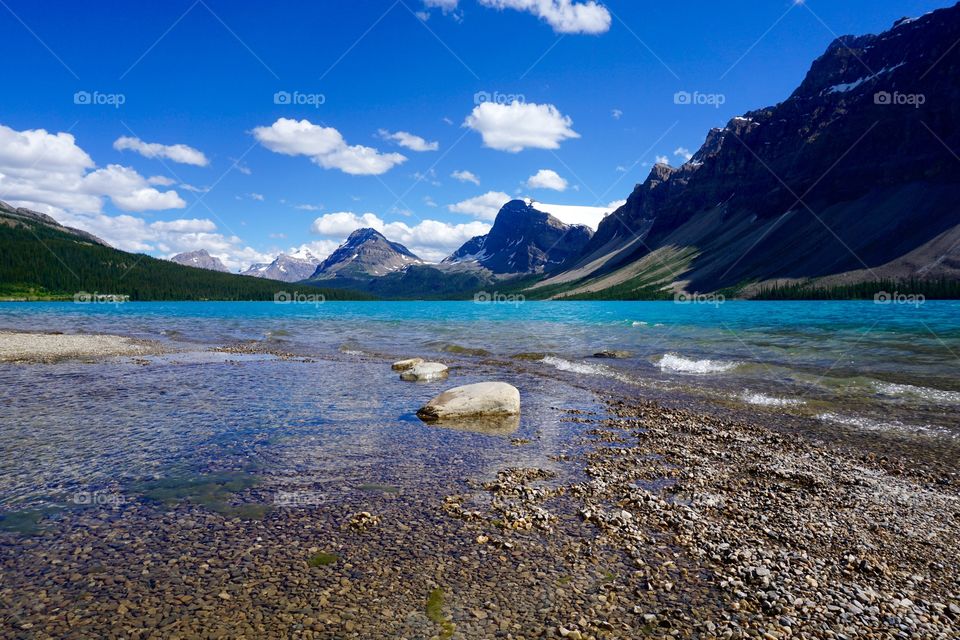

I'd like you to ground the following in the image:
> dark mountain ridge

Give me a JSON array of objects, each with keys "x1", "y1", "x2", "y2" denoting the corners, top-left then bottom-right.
[
  {"x1": 549, "y1": 4, "x2": 960, "y2": 296},
  {"x1": 444, "y1": 199, "x2": 593, "y2": 274}
]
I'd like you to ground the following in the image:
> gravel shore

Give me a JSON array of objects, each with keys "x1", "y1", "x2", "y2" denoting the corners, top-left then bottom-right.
[
  {"x1": 0, "y1": 331, "x2": 162, "y2": 363},
  {"x1": 0, "y1": 385, "x2": 957, "y2": 638}
]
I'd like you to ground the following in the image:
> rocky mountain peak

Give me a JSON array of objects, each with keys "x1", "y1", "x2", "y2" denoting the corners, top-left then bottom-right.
[
  {"x1": 170, "y1": 249, "x2": 229, "y2": 273},
  {"x1": 444, "y1": 199, "x2": 593, "y2": 274},
  {"x1": 309, "y1": 228, "x2": 421, "y2": 279}
]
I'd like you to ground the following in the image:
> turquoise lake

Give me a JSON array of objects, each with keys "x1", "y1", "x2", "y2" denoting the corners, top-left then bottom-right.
[{"x1": 0, "y1": 300, "x2": 958, "y2": 518}]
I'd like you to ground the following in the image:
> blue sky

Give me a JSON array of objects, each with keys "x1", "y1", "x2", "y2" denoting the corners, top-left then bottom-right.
[{"x1": 0, "y1": 0, "x2": 951, "y2": 268}]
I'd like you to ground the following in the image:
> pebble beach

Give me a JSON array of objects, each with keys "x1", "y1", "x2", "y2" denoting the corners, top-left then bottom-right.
[{"x1": 1, "y1": 331, "x2": 958, "y2": 638}]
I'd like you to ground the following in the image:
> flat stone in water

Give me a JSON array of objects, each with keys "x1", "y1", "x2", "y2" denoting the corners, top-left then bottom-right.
[
  {"x1": 400, "y1": 362, "x2": 448, "y2": 382},
  {"x1": 417, "y1": 382, "x2": 520, "y2": 421},
  {"x1": 392, "y1": 357, "x2": 424, "y2": 371}
]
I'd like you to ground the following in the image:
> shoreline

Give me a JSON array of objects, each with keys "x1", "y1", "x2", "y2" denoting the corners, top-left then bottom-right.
[{"x1": 0, "y1": 371, "x2": 956, "y2": 637}]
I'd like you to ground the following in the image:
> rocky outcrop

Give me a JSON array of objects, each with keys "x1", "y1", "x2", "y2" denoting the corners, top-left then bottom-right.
[
  {"x1": 417, "y1": 382, "x2": 521, "y2": 421},
  {"x1": 444, "y1": 200, "x2": 593, "y2": 274},
  {"x1": 170, "y1": 250, "x2": 229, "y2": 273}
]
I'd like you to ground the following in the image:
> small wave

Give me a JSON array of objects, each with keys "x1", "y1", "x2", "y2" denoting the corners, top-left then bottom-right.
[
  {"x1": 740, "y1": 391, "x2": 804, "y2": 407},
  {"x1": 631, "y1": 321, "x2": 648, "y2": 327},
  {"x1": 542, "y1": 355, "x2": 608, "y2": 376},
  {"x1": 658, "y1": 353, "x2": 739, "y2": 375},
  {"x1": 874, "y1": 381, "x2": 960, "y2": 405},
  {"x1": 541, "y1": 356, "x2": 634, "y2": 384},
  {"x1": 817, "y1": 412, "x2": 951, "y2": 438}
]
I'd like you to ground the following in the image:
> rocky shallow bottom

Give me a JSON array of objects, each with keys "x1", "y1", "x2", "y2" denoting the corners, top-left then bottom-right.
[{"x1": 1, "y1": 385, "x2": 958, "y2": 639}]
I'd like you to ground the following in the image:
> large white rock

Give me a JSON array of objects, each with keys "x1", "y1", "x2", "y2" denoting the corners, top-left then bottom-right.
[
  {"x1": 417, "y1": 382, "x2": 520, "y2": 421},
  {"x1": 400, "y1": 362, "x2": 449, "y2": 382},
  {"x1": 392, "y1": 357, "x2": 424, "y2": 371}
]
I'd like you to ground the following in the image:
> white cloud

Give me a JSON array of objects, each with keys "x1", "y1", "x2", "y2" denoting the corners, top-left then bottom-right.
[
  {"x1": 424, "y1": 0, "x2": 459, "y2": 11},
  {"x1": 463, "y1": 101, "x2": 579, "y2": 152},
  {"x1": 477, "y1": 0, "x2": 611, "y2": 34},
  {"x1": 249, "y1": 192, "x2": 264, "y2": 201},
  {"x1": 147, "y1": 175, "x2": 176, "y2": 186},
  {"x1": 413, "y1": 168, "x2": 441, "y2": 186},
  {"x1": 81, "y1": 165, "x2": 187, "y2": 212},
  {"x1": 295, "y1": 203, "x2": 322, "y2": 211},
  {"x1": 179, "y1": 183, "x2": 210, "y2": 193},
  {"x1": 252, "y1": 118, "x2": 406, "y2": 176},
  {"x1": 0, "y1": 124, "x2": 186, "y2": 214},
  {"x1": 533, "y1": 199, "x2": 625, "y2": 231},
  {"x1": 311, "y1": 211, "x2": 385, "y2": 236},
  {"x1": 51, "y1": 208, "x2": 272, "y2": 271},
  {"x1": 655, "y1": 155, "x2": 670, "y2": 165},
  {"x1": 0, "y1": 124, "x2": 283, "y2": 269},
  {"x1": 448, "y1": 191, "x2": 512, "y2": 220},
  {"x1": 385, "y1": 219, "x2": 491, "y2": 262},
  {"x1": 611, "y1": 109, "x2": 623, "y2": 120},
  {"x1": 150, "y1": 218, "x2": 218, "y2": 233},
  {"x1": 526, "y1": 169, "x2": 568, "y2": 191},
  {"x1": 113, "y1": 136, "x2": 209, "y2": 166},
  {"x1": 451, "y1": 169, "x2": 480, "y2": 185},
  {"x1": 229, "y1": 158, "x2": 252, "y2": 175},
  {"x1": 673, "y1": 146, "x2": 693, "y2": 161},
  {"x1": 310, "y1": 210, "x2": 490, "y2": 262},
  {"x1": 422, "y1": 0, "x2": 463, "y2": 21},
  {"x1": 378, "y1": 129, "x2": 439, "y2": 152}
]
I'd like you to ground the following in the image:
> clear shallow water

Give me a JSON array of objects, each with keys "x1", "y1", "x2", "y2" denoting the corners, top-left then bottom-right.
[{"x1": 0, "y1": 300, "x2": 958, "y2": 516}]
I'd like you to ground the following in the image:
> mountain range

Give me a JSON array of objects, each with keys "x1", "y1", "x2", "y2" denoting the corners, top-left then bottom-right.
[
  {"x1": 4, "y1": 6, "x2": 960, "y2": 300},
  {"x1": 254, "y1": 7, "x2": 960, "y2": 299},
  {"x1": 241, "y1": 249, "x2": 320, "y2": 283}
]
